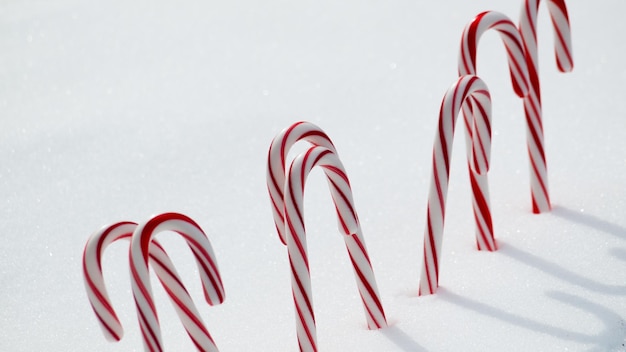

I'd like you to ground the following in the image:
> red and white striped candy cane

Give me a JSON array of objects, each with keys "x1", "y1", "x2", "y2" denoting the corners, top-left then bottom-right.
[
  {"x1": 267, "y1": 121, "x2": 336, "y2": 245},
  {"x1": 519, "y1": 0, "x2": 574, "y2": 213},
  {"x1": 82, "y1": 220, "x2": 221, "y2": 351},
  {"x1": 458, "y1": 10, "x2": 530, "y2": 252},
  {"x1": 284, "y1": 146, "x2": 387, "y2": 352},
  {"x1": 419, "y1": 75, "x2": 493, "y2": 296},
  {"x1": 129, "y1": 213, "x2": 225, "y2": 352}
]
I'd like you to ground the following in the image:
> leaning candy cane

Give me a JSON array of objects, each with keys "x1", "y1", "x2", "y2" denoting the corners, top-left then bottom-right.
[
  {"x1": 267, "y1": 121, "x2": 336, "y2": 245},
  {"x1": 83, "y1": 221, "x2": 221, "y2": 351},
  {"x1": 458, "y1": 10, "x2": 530, "y2": 252},
  {"x1": 284, "y1": 146, "x2": 387, "y2": 352},
  {"x1": 419, "y1": 75, "x2": 493, "y2": 296},
  {"x1": 519, "y1": 0, "x2": 574, "y2": 213},
  {"x1": 129, "y1": 213, "x2": 225, "y2": 352}
]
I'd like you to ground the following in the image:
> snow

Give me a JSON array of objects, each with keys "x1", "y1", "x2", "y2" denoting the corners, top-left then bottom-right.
[{"x1": 1, "y1": 0, "x2": 625, "y2": 351}]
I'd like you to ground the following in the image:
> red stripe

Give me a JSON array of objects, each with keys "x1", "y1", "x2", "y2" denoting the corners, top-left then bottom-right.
[
  {"x1": 160, "y1": 280, "x2": 215, "y2": 345},
  {"x1": 426, "y1": 210, "x2": 438, "y2": 293},
  {"x1": 359, "y1": 291, "x2": 381, "y2": 329},
  {"x1": 293, "y1": 291, "x2": 317, "y2": 352},
  {"x1": 524, "y1": 101, "x2": 546, "y2": 165},
  {"x1": 347, "y1": 243, "x2": 385, "y2": 322},
  {"x1": 528, "y1": 145, "x2": 551, "y2": 213},
  {"x1": 550, "y1": 16, "x2": 573, "y2": 71},
  {"x1": 327, "y1": 177, "x2": 355, "y2": 235},
  {"x1": 472, "y1": 96, "x2": 491, "y2": 171},
  {"x1": 182, "y1": 235, "x2": 225, "y2": 303},
  {"x1": 286, "y1": 207, "x2": 310, "y2": 272},
  {"x1": 280, "y1": 121, "x2": 305, "y2": 171},
  {"x1": 135, "y1": 299, "x2": 162, "y2": 352},
  {"x1": 290, "y1": 256, "x2": 314, "y2": 320},
  {"x1": 92, "y1": 305, "x2": 122, "y2": 341},
  {"x1": 130, "y1": 257, "x2": 158, "y2": 316},
  {"x1": 524, "y1": 0, "x2": 538, "y2": 41}
]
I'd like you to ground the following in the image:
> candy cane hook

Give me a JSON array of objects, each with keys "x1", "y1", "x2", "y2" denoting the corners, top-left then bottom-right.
[
  {"x1": 83, "y1": 220, "x2": 221, "y2": 351},
  {"x1": 519, "y1": 0, "x2": 574, "y2": 213},
  {"x1": 458, "y1": 10, "x2": 530, "y2": 252},
  {"x1": 267, "y1": 121, "x2": 336, "y2": 245},
  {"x1": 284, "y1": 146, "x2": 387, "y2": 352},
  {"x1": 129, "y1": 213, "x2": 225, "y2": 352},
  {"x1": 419, "y1": 75, "x2": 493, "y2": 296}
]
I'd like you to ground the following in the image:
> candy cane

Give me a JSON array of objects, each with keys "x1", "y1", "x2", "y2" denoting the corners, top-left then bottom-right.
[
  {"x1": 267, "y1": 121, "x2": 336, "y2": 245},
  {"x1": 129, "y1": 213, "x2": 225, "y2": 352},
  {"x1": 419, "y1": 75, "x2": 493, "y2": 296},
  {"x1": 519, "y1": 0, "x2": 574, "y2": 213},
  {"x1": 458, "y1": 10, "x2": 530, "y2": 252},
  {"x1": 284, "y1": 146, "x2": 387, "y2": 352},
  {"x1": 82, "y1": 220, "x2": 221, "y2": 351}
]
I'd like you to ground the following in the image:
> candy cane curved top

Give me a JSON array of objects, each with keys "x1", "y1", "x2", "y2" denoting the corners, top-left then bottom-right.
[
  {"x1": 267, "y1": 121, "x2": 337, "y2": 245},
  {"x1": 284, "y1": 146, "x2": 387, "y2": 352},
  {"x1": 83, "y1": 221, "x2": 139, "y2": 342},
  {"x1": 520, "y1": 0, "x2": 573, "y2": 74},
  {"x1": 83, "y1": 220, "x2": 221, "y2": 351},
  {"x1": 129, "y1": 213, "x2": 225, "y2": 352},
  {"x1": 459, "y1": 11, "x2": 529, "y2": 98},
  {"x1": 419, "y1": 75, "x2": 493, "y2": 295}
]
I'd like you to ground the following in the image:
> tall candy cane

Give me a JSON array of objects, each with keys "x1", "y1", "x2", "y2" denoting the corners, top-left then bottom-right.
[
  {"x1": 458, "y1": 11, "x2": 530, "y2": 252},
  {"x1": 129, "y1": 213, "x2": 225, "y2": 352},
  {"x1": 519, "y1": 0, "x2": 574, "y2": 213},
  {"x1": 419, "y1": 75, "x2": 493, "y2": 296},
  {"x1": 284, "y1": 146, "x2": 387, "y2": 352},
  {"x1": 82, "y1": 221, "x2": 219, "y2": 351},
  {"x1": 267, "y1": 121, "x2": 336, "y2": 245}
]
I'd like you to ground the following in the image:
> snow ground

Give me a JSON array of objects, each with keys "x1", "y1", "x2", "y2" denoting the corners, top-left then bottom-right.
[{"x1": 1, "y1": 0, "x2": 625, "y2": 351}]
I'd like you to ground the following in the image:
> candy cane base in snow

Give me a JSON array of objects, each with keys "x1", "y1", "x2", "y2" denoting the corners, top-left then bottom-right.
[
  {"x1": 82, "y1": 219, "x2": 222, "y2": 351},
  {"x1": 519, "y1": 0, "x2": 574, "y2": 213},
  {"x1": 129, "y1": 213, "x2": 225, "y2": 352},
  {"x1": 284, "y1": 146, "x2": 387, "y2": 352},
  {"x1": 458, "y1": 10, "x2": 530, "y2": 251},
  {"x1": 419, "y1": 76, "x2": 493, "y2": 296}
]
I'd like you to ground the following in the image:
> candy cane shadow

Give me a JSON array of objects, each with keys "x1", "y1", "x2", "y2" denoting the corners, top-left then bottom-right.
[
  {"x1": 437, "y1": 288, "x2": 623, "y2": 348},
  {"x1": 498, "y1": 241, "x2": 626, "y2": 295},
  {"x1": 377, "y1": 324, "x2": 427, "y2": 352},
  {"x1": 609, "y1": 248, "x2": 626, "y2": 263},
  {"x1": 551, "y1": 205, "x2": 626, "y2": 240},
  {"x1": 546, "y1": 291, "x2": 626, "y2": 352}
]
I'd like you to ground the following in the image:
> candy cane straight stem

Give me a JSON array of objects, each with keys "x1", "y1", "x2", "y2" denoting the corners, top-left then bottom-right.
[
  {"x1": 458, "y1": 11, "x2": 530, "y2": 251},
  {"x1": 419, "y1": 76, "x2": 493, "y2": 296},
  {"x1": 82, "y1": 221, "x2": 218, "y2": 351},
  {"x1": 284, "y1": 146, "x2": 387, "y2": 352},
  {"x1": 519, "y1": 0, "x2": 574, "y2": 213},
  {"x1": 129, "y1": 213, "x2": 225, "y2": 352},
  {"x1": 267, "y1": 121, "x2": 336, "y2": 245}
]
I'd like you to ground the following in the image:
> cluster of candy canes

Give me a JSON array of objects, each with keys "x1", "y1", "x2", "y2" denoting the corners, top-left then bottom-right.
[
  {"x1": 83, "y1": 1, "x2": 575, "y2": 350},
  {"x1": 82, "y1": 212, "x2": 224, "y2": 352},
  {"x1": 419, "y1": 0, "x2": 573, "y2": 295},
  {"x1": 267, "y1": 122, "x2": 387, "y2": 352}
]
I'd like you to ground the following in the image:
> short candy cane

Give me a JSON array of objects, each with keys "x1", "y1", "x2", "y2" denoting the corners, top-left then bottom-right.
[
  {"x1": 519, "y1": 0, "x2": 574, "y2": 213},
  {"x1": 284, "y1": 146, "x2": 387, "y2": 352},
  {"x1": 82, "y1": 220, "x2": 221, "y2": 351},
  {"x1": 419, "y1": 75, "x2": 493, "y2": 296},
  {"x1": 129, "y1": 213, "x2": 225, "y2": 352},
  {"x1": 267, "y1": 121, "x2": 336, "y2": 245},
  {"x1": 458, "y1": 10, "x2": 530, "y2": 252}
]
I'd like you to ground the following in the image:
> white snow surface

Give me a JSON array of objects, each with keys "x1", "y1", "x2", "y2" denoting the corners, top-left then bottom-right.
[{"x1": 1, "y1": 1, "x2": 626, "y2": 351}]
